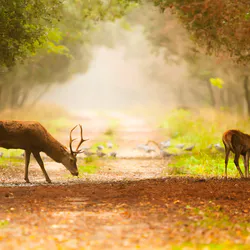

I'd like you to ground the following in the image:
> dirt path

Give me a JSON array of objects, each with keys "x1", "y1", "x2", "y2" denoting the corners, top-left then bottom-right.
[
  {"x1": 0, "y1": 112, "x2": 249, "y2": 249},
  {"x1": 0, "y1": 178, "x2": 249, "y2": 249}
]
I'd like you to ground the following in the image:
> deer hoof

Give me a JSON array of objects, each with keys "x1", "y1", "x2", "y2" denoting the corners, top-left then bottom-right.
[
  {"x1": 46, "y1": 179, "x2": 52, "y2": 183},
  {"x1": 24, "y1": 178, "x2": 30, "y2": 183}
]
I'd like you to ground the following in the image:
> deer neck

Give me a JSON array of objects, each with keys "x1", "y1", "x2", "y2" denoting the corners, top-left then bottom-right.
[{"x1": 43, "y1": 140, "x2": 70, "y2": 163}]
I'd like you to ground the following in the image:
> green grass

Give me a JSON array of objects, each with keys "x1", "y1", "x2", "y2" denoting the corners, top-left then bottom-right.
[
  {"x1": 0, "y1": 149, "x2": 25, "y2": 169},
  {"x1": 65, "y1": 161, "x2": 100, "y2": 179},
  {"x1": 0, "y1": 149, "x2": 24, "y2": 158},
  {"x1": 72, "y1": 157, "x2": 102, "y2": 177},
  {"x1": 160, "y1": 108, "x2": 250, "y2": 177},
  {"x1": 165, "y1": 151, "x2": 241, "y2": 177},
  {"x1": 0, "y1": 220, "x2": 9, "y2": 228},
  {"x1": 78, "y1": 164, "x2": 99, "y2": 174},
  {"x1": 0, "y1": 155, "x2": 24, "y2": 168}
]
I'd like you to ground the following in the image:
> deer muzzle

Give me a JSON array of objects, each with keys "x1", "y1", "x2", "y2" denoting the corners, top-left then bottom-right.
[{"x1": 72, "y1": 171, "x2": 79, "y2": 177}]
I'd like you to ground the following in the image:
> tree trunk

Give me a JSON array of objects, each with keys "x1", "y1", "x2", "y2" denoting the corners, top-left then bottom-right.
[
  {"x1": 219, "y1": 88, "x2": 225, "y2": 107},
  {"x1": 243, "y1": 75, "x2": 250, "y2": 116},
  {"x1": 29, "y1": 84, "x2": 51, "y2": 107},
  {"x1": 206, "y1": 81, "x2": 216, "y2": 107},
  {"x1": 17, "y1": 90, "x2": 30, "y2": 108}
]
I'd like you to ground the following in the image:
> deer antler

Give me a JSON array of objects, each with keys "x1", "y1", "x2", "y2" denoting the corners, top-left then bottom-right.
[
  {"x1": 75, "y1": 124, "x2": 88, "y2": 153},
  {"x1": 69, "y1": 125, "x2": 78, "y2": 155},
  {"x1": 69, "y1": 124, "x2": 88, "y2": 155}
]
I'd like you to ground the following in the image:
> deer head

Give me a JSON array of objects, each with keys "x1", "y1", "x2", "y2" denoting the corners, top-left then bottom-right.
[{"x1": 62, "y1": 124, "x2": 88, "y2": 176}]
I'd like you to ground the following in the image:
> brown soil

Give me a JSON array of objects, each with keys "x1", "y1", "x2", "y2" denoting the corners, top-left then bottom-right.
[{"x1": 0, "y1": 178, "x2": 249, "y2": 249}]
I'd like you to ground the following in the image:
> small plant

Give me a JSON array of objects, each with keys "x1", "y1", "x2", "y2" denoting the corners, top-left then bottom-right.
[
  {"x1": 78, "y1": 165, "x2": 99, "y2": 175},
  {"x1": 0, "y1": 220, "x2": 9, "y2": 228},
  {"x1": 164, "y1": 165, "x2": 187, "y2": 175},
  {"x1": 84, "y1": 156, "x2": 95, "y2": 163},
  {"x1": 104, "y1": 128, "x2": 115, "y2": 136}
]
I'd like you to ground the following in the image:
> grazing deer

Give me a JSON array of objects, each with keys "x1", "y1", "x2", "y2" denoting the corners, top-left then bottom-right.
[
  {"x1": 222, "y1": 130, "x2": 250, "y2": 178},
  {"x1": 0, "y1": 121, "x2": 88, "y2": 183}
]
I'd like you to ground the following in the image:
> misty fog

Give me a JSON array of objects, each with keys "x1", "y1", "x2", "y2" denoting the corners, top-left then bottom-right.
[{"x1": 42, "y1": 23, "x2": 188, "y2": 113}]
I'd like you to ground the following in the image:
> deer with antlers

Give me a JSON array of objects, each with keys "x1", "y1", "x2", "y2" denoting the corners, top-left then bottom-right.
[
  {"x1": 222, "y1": 129, "x2": 250, "y2": 178},
  {"x1": 0, "y1": 121, "x2": 87, "y2": 183}
]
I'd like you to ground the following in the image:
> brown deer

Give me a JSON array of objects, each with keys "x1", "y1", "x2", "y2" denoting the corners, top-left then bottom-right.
[
  {"x1": 0, "y1": 121, "x2": 88, "y2": 183},
  {"x1": 222, "y1": 130, "x2": 250, "y2": 178}
]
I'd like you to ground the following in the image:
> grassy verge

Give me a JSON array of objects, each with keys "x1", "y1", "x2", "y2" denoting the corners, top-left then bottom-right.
[
  {"x1": 165, "y1": 152, "x2": 240, "y2": 177},
  {"x1": 160, "y1": 108, "x2": 250, "y2": 177},
  {"x1": 0, "y1": 156, "x2": 23, "y2": 168}
]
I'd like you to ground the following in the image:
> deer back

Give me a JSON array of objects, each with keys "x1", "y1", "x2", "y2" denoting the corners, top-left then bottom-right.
[
  {"x1": 223, "y1": 129, "x2": 250, "y2": 154},
  {"x1": 0, "y1": 121, "x2": 67, "y2": 154}
]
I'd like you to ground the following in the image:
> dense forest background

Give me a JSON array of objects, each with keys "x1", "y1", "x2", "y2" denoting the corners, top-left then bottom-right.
[{"x1": 1, "y1": 0, "x2": 250, "y2": 115}]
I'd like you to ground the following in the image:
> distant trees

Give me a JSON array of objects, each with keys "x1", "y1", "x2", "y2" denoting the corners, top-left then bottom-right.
[
  {"x1": 152, "y1": 0, "x2": 250, "y2": 63},
  {"x1": 0, "y1": 0, "x2": 139, "y2": 109},
  {"x1": 127, "y1": 2, "x2": 250, "y2": 115}
]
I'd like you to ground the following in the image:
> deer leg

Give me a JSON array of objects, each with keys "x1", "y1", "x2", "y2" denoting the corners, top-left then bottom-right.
[
  {"x1": 234, "y1": 153, "x2": 244, "y2": 178},
  {"x1": 224, "y1": 148, "x2": 230, "y2": 179},
  {"x1": 24, "y1": 150, "x2": 31, "y2": 183},
  {"x1": 33, "y1": 152, "x2": 51, "y2": 183},
  {"x1": 245, "y1": 152, "x2": 249, "y2": 178}
]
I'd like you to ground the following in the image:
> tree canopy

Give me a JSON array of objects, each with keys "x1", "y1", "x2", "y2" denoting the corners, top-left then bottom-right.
[
  {"x1": 152, "y1": 0, "x2": 250, "y2": 63},
  {"x1": 0, "y1": 0, "x2": 62, "y2": 69}
]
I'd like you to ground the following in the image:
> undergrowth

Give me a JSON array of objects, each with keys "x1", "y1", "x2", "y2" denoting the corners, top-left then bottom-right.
[{"x1": 160, "y1": 108, "x2": 250, "y2": 177}]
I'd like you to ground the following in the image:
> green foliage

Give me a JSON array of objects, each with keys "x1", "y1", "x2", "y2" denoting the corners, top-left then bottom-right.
[
  {"x1": 210, "y1": 78, "x2": 224, "y2": 89},
  {"x1": 119, "y1": 19, "x2": 132, "y2": 30},
  {"x1": 0, "y1": 0, "x2": 62, "y2": 68}
]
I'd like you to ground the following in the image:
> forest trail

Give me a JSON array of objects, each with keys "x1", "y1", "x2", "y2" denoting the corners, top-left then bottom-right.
[{"x1": 0, "y1": 178, "x2": 249, "y2": 249}]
